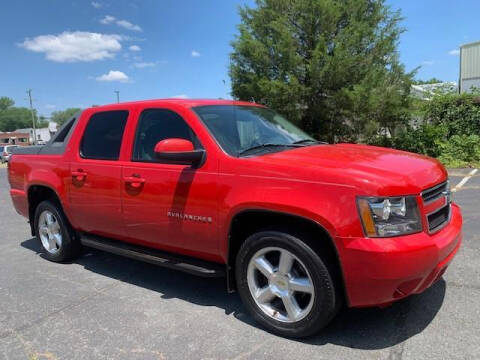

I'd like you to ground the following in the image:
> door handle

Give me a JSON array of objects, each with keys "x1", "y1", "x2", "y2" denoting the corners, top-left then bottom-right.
[
  {"x1": 72, "y1": 170, "x2": 87, "y2": 181},
  {"x1": 124, "y1": 176, "x2": 145, "y2": 188}
]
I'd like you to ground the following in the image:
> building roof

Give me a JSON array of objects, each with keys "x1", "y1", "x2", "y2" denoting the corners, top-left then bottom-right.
[
  {"x1": 16, "y1": 122, "x2": 57, "y2": 134},
  {"x1": 411, "y1": 82, "x2": 458, "y2": 100},
  {"x1": 460, "y1": 40, "x2": 480, "y2": 48},
  {"x1": 0, "y1": 132, "x2": 30, "y2": 138}
]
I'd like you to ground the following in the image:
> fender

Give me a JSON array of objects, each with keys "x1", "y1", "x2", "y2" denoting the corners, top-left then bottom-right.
[
  {"x1": 26, "y1": 167, "x2": 73, "y2": 225},
  {"x1": 223, "y1": 206, "x2": 349, "y2": 298},
  {"x1": 220, "y1": 202, "x2": 338, "y2": 261},
  {"x1": 216, "y1": 174, "x2": 360, "y2": 261}
]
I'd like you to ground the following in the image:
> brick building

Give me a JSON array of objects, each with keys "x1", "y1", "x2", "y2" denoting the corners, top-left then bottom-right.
[{"x1": 0, "y1": 132, "x2": 30, "y2": 146}]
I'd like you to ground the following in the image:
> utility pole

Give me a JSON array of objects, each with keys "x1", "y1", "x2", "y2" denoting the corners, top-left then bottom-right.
[
  {"x1": 114, "y1": 90, "x2": 120, "y2": 103},
  {"x1": 26, "y1": 89, "x2": 37, "y2": 145}
]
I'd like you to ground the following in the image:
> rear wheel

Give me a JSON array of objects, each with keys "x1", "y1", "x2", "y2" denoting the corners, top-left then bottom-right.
[
  {"x1": 34, "y1": 200, "x2": 81, "y2": 262},
  {"x1": 236, "y1": 230, "x2": 339, "y2": 338}
]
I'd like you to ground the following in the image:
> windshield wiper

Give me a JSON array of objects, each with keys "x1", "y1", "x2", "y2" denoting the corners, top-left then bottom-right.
[
  {"x1": 238, "y1": 143, "x2": 302, "y2": 156},
  {"x1": 292, "y1": 139, "x2": 325, "y2": 145}
]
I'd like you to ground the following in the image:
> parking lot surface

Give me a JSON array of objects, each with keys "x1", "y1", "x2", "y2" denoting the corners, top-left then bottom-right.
[{"x1": 0, "y1": 168, "x2": 479, "y2": 360}]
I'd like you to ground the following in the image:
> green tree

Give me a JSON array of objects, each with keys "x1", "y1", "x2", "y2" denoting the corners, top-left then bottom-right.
[
  {"x1": 51, "y1": 108, "x2": 82, "y2": 126},
  {"x1": 37, "y1": 116, "x2": 49, "y2": 129},
  {"x1": 412, "y1": 78, "x2": 443, "y2": 85},
  {"x1": 0, "y1": 96, "x2": 50, "y2": 132},
  {"x1": 0, "y1": 97, "x2": 14, "y2": 111},
  {"x1": 230, "y1": 0, "x2": 414, "y2": 142},
  {"x1": 0, "y1": 106, "x2": 38, "y2": 132}
]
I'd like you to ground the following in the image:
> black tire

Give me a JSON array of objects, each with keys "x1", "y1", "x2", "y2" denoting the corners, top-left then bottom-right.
[
  {"x1": 235, "y1": 230, "x2": 339, "y2": 338},
  {"x1": 34, "y1": 200, "x2": 82, "y2": 262}
]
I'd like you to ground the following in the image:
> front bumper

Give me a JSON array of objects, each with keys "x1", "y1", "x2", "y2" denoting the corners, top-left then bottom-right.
[{"x1": 337, "y1": 203, "x2": 462, "y2": 307}]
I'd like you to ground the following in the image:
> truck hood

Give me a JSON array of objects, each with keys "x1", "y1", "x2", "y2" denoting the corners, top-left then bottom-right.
[{"x1": 247, "y1": 143, "x2": 447, "y2": 196}]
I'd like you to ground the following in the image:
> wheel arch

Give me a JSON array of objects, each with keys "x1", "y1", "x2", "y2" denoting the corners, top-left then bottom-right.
[
  {"x1": 226, "y1": 209, "x2": 348, "y2": 305},
  {"x1": 27, "y1": 184, "x2": 69, "y2": 236}
]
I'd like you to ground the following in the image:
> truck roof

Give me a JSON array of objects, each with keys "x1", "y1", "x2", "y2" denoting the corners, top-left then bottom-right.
[{"x1": 86, "y1": 98, "x2": 264, "y2": 112}]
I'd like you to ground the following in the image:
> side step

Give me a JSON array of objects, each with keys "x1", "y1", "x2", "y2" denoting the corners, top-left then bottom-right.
[{"x1": 80, "y1": 234, "x2": 225, "y2": 278}]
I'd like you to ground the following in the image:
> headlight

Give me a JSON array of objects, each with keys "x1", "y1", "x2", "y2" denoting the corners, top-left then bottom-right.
[{"x1": 357, "y1": 196, "x2": 422, "y2": 237}]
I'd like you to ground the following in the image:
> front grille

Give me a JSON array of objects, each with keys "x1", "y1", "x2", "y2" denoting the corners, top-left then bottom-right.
[
  {"x1": 422, "y1": 181, "x2": 451, "y2": 233},
  {"x1": 427, "y1": 204, "x2": 450, "y2": 232},
  {"x1": 422, "y1": 181, "x2": 449, "y2": 203}
]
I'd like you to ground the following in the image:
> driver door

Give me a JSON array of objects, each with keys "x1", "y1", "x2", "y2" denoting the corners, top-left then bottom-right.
[{"x1": 121, "y1": 107, "x2": 218, "y2": 257}]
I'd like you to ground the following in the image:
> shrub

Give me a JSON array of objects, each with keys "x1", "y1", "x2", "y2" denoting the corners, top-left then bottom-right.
[
  {"x1": 423, "y1": 92, "x2": 480, "y2": 136},
  {"x1": 437, "y1": 135, "x2": 480, "y2": 168},
  {"x1": 392, "y1": 124, "x2": 447, "y2": 158},
  {"x1": 369, "y1": 92, "x2": 480, "y2": 167}
]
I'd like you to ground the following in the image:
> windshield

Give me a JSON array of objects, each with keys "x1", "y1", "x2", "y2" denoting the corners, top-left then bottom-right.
[
  {"x1": 193, "y1": 105, "x2": 315, "y2": 156},
  {"x1": 7, "y1": 146, "x2": 18, "y2": 153}
]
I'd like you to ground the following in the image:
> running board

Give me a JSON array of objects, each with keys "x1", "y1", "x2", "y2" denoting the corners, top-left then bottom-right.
[{"x1": 80, "y1": 234, "x2": 225, "y2": 278}]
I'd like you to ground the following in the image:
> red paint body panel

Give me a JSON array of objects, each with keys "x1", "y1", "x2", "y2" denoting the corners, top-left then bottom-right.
[
  {"x1": 337, "y1": 204, "x2": 462, "y2": 306},
  {"x1": 7, "y1": 99, "x2": 463, "y2": 307}
]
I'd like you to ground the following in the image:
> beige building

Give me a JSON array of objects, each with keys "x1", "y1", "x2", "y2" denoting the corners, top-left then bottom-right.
[{"x1": 460, "y1": 41, "x2": 480, "y2": 93}]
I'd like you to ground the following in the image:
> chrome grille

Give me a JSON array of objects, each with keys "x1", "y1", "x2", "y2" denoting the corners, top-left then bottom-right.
[{"x1": 421, "y1": 181, "x2": 451, "y2": 233}]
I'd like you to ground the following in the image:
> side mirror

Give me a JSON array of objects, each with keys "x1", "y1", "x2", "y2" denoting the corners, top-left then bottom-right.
[{"x1": 154, "y1": 138, "x2": 206, "y2": 168}]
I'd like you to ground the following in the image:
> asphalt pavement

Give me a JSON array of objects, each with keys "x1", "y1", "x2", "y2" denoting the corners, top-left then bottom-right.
[{"x1": 0, "y1": 168, "x2": 479, "y2": 360}]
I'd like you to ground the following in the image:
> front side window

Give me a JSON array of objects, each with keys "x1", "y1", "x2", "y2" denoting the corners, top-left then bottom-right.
[
  {"x1": 132, "y1": 109, "x2": 200, "y2": 162},
  {"x1": 193, "y1": 105, "x2": 315, "y2": 156},
  {"x1": 80, "y1": 110, "x2": 128, "y2": 160}
]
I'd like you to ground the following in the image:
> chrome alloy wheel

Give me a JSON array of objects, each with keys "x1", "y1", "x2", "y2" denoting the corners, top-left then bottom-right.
[
  {"x1": 247, "y1": 246, "x2": 315, "y2": 323},
  {"x1": 38, "y1": 210, "x2": 62, "y2": 254}
]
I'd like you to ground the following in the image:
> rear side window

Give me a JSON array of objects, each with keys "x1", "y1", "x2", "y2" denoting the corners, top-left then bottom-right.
[
  {"x1": 54, "y1": 118, "x2": 76, "y2": 143},
  {"x1": 80, "y1": 110, "x2": 128, "y2": 160}
]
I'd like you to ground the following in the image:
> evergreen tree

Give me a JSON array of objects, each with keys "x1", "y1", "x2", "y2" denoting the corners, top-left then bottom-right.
[{"x1": 230, "y1": 0, "x2": 414, "y2": 142}]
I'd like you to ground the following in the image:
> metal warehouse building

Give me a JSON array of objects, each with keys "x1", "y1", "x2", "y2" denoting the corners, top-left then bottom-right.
[{"x1": 460, "y1": 41, "x2": 480, "y2": 93}]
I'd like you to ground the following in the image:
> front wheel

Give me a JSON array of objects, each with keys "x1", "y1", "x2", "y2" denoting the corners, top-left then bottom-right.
[{"x1": 235, "y1": 230, "x2": 339, "y2": 338}]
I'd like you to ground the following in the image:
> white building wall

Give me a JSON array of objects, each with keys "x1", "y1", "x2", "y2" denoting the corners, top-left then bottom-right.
[
  {"x1": 460, "y1": 41, "x2": 480, "y2": 93},
  {"x1": 16, "y1": 122, "x2": 57, "y2": 144}
]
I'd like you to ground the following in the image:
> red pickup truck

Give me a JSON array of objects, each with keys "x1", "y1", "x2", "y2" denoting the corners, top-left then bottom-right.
[{"x1": 8, "y1": 99, "x2": 462, "y2": 338}]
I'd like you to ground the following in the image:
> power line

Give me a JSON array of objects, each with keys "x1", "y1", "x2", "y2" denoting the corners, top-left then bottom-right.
[{"x1": 26, "y1": 89, "x2": 37, "y2": 145}]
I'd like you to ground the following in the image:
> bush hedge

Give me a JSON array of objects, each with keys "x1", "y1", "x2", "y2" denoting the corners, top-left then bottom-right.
[{"x1": 369, "y1": 92, "x2": 480, "y2": 168}]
